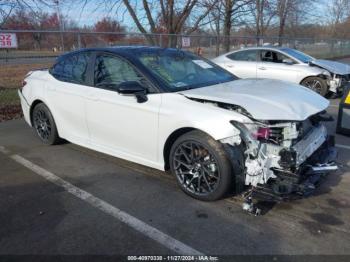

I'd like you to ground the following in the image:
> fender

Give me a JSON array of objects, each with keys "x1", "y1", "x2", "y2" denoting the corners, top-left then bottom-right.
[{"x1": 158, "y1": 93, "x2": 250, "y2": 167}]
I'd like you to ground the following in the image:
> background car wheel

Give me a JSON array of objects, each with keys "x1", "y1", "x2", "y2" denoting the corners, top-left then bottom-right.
[
  {"x1": 301, "y1": 76, "x2": 328, "y2": 97},
  {"x1": 32, "y1": 103, "x2": 61, "y2": 145},
  {"x1": 169, "y1": 130, "x2": 239, "y2": 201}
]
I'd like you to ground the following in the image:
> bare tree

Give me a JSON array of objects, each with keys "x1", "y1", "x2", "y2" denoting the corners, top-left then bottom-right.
[
  {"x1": 327, "y1": 0, "x2": 350, "y2": 38},
  {"x1": 276, "y1": 0, "x2": 293, "y2": 45},
  {"x1": 0, "y1": 0, "x2": 55, "y2": 28},
  {"x1": 208, "y1": 0, "x2": 223, "y2": 55},
  {"x1": 275, "y1": 0, "x2": 318, "y2": 45},
  {"x1": 0, "y1": 1, "x2": 19, "y2": 27},
  {"x1": 120, "y1": 0, "x2": 218, "y2": 47},
  {"x1": 222, "y1": 0, "x2": 251, "y2": 52},
  {"x1": 244, "y1": 0, "x2": 276, "y2": 44},
  {"x1": 207, "y1": 0, "x2": 251, "y2": 54}
]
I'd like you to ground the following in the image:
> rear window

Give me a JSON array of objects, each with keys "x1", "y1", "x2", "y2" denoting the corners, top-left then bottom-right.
[
  {"x1": 51, "y1": 52, "x2": 91, "y2": 84},
  {"x1": 227, "y1": 50, "x2": 257, "y2": 62}
]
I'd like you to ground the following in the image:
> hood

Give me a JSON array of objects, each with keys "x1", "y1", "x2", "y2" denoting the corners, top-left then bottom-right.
[
  {"x1": 180, "y1": 79, "x2": 329, "y2": 121},
  {"x1": 310, "y1": 59, "x2": 350, "y2": 75}
]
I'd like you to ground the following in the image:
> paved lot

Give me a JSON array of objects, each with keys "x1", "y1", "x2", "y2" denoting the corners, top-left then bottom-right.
[{"x1": 1, "y1": 99, "x2": 350, "y2": 258}]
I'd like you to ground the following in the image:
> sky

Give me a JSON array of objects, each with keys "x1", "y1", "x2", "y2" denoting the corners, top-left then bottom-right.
[{"x1": 44, "y1": 0, "x2": 135, "y2": 28}]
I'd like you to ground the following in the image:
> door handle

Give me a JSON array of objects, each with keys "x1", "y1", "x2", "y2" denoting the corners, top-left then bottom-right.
[
  {"x1": 227, "y1": 64, "x2": 234, "y2": 68},
  {"x1": 258, "y1": 67, "x2": 266, "y2": 70}
]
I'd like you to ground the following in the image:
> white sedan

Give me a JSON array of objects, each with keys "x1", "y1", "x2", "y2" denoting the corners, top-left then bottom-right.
[
  {"x1": 212, "y1": 47, "x2": 350, "y2": 97},
  {"x1": 19, "y1": 47, "x2": 336, "y2": 205}
]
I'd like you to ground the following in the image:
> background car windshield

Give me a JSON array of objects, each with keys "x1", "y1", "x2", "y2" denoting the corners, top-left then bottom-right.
[
  {"x1": 280, "y1": 48, "x2": 315, "y2": 63},
  {"x1": 136, "y1": 50, "x2": 236, "y2": 91}
]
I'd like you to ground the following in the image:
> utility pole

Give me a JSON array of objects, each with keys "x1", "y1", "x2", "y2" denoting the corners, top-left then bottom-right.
[{"x1": 54, "y1": 0, "x2": 65, "y2": 51}]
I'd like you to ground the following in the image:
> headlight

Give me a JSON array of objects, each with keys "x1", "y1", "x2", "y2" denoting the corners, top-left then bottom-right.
[{"x1": 231, "y1": 121, "x2": 270, "y2": 142}]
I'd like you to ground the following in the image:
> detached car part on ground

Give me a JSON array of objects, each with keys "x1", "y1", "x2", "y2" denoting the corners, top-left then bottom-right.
[
  {"x1": 212, "y1": 47, "x2": 350, "y2": 97},
  {"x1": 18, "y1": 47, "x2": 338, "y2": 214}
]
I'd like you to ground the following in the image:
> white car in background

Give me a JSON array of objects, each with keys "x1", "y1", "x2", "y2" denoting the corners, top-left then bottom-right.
[
  {"x1": 18, "y1": 47, "x2": 337, "y2": 212},
  {"x1": 212, "y1": 47, "x2": 350, "y2": 97}
]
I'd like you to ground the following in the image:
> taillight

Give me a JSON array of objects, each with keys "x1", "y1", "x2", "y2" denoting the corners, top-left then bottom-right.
[
  {"x1": 20, "y1": 80, "x2": 27, "y2": 91},
  {"x1": 253, "y1": 127, "x2": 271, "y2": 140}
]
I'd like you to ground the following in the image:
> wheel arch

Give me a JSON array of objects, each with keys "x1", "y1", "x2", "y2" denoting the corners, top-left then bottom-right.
[
  {"x1": 163, "y1": 127, "x2": 200, "y2": 170},
  {"x1": 299, "y1": 74, "x2": 329, "y2": 85},
  {"x1": 29, "y1": 99, "x2": 45, "y2": 125},
  {"x1": 30, "y1": 99, "x2": 58, "y2": 130}
]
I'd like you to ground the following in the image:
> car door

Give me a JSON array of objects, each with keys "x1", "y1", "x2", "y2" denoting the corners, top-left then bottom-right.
[
  {"x1": 46, "y1": 52, "x2": 91, "y2": 143},
  {"x1": 257, "y1": 49, "x2": 300, "y2": 83},
  {"x1": 84, "y1": 53, "x2": 161, "y2": 164},
  {"x1": 224, "y1": 49, "x2": 258, "y2": 78}
]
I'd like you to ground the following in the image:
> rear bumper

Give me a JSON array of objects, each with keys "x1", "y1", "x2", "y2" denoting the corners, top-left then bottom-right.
[
  {"x1": 251, "y1": 136, "x2": 337, "y2": 202},
  {"x1": 18, "y1": 90, "x2": 31, "y2": 126}
]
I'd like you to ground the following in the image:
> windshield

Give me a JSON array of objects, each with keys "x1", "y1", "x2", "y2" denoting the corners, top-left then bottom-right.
[
  {"x1": 280, "y1": 48, "x2": 315, "y2": 63},
  {"x1": 135, "y1": 49, "x2": 236, "y2": 92}
]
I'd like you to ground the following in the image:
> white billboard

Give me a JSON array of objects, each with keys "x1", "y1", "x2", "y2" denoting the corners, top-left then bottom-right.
[
  {"x1": 0, "y1": 33, "x2": 18, "y2": 48},
  {"x1": 182, "y1": 37, "x2": 191, "y2": 47}
]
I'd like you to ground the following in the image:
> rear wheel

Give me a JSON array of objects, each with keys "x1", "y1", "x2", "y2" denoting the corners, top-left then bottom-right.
[
  {"x1": 301, "y1": 76, "x2": 328, "y2": 97},
  {"x1": 169, "y1": 130, "x2": 238, "y2": 201},
  {"x1": 32, "y1": 103, "x2": 60, "y2": 145}
]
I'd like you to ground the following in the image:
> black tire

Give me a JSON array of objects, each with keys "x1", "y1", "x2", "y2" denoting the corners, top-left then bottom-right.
[
  {"x1": 301, "y1": 76, "x2": 328, "y2": 97},
  {"x1": 169, "y1": 130, "x2": 241, "y2": 201},
  {"x1": 32, "y1": 103, "x2": 60, "y2": 145}
]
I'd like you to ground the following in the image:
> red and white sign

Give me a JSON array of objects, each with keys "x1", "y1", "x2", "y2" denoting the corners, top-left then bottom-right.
[
  {"x1": 182, "y1": 37, "x2": 191, "y2": 47},
  {"x1": 0, "y1": 33, "x2": 18, "y2": 48}
]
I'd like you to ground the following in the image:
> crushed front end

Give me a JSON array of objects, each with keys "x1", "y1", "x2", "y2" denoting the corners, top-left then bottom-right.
[
  {"x1": 327, "y1": 73, "x2": 350, "y2": 94},
  {"x1": 230, "y1": 111, "x2": 338, "y2": 213}
]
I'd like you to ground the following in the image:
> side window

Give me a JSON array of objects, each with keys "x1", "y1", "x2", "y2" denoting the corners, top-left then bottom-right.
[
  {"x1": 227, "y1": 50, "x2": 257, "y2": 62},
  {"x1": 260, "y1": 50, "x2": 294, "y2": 64},
  {"x1": 51, "y1": 52, "x2": 90, "y2": 84},
  {"x1": 94, "y1": 55, "x2": 145, "y2": 89}
]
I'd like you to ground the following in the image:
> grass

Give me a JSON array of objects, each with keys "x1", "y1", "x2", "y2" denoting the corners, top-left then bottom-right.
[
  {"x1": 0, "y1": 89, "x2": 20, "y2": 104},
  {"x1": 0, "y1": 89, "x2": 22, "y2": 122},
  {"x1": 0, "y1": 50, "x2": 63, "y2": 58},
  {"x1": 0, "y1": 62, "x2": 52, "y2": 111},
  {"x1": 0, "y1": 62, "x2": 52, "y2": 89}
]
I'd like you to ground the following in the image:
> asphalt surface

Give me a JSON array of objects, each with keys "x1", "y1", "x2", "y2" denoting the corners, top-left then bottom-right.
[{"x1": 1, "y1": 58, "x2": 350, "y2": 259}]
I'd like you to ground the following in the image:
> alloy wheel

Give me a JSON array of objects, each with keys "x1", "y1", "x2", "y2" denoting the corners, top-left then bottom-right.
[
  {"x1": 33, "y1": 108, "x2": 52, "y2": 141},
  {"x1": 303, "y1": 79, "x2": 323, "y2": 94},
  {"x1": 172, "y1": 141, "x2": 220, "y2": 196}
]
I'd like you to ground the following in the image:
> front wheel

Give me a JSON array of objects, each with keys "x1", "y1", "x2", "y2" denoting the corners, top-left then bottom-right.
[
  {"x1": 169, "y1": 130, "x2": 237, "y2": 201},
  {"x1": 301, "y1": 76, "x2": 328, "y2": 97}
]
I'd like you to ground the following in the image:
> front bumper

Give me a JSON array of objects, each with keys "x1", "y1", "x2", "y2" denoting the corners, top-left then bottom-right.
[
  {"x1": 328, "y1": 75, "x2": 350, "y2": 94},
  {"x1": 251, "y1": 136, "x2": 337, "y2": 202}
]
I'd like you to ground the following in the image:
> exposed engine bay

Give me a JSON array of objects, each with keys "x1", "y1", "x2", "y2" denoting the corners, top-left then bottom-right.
[{"x1": 190, "y1": 97, "x2": 338, "y2": 212}]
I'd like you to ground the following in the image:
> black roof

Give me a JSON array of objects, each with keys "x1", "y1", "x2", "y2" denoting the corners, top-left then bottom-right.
[{"x1": 57, "y1": 46, "x2": 184, "y2": 62}]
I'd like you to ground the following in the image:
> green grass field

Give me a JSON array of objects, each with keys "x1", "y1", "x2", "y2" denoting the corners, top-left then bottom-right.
[{"x1": 0, "y1": 88, "x2": 20, "y2": 105}]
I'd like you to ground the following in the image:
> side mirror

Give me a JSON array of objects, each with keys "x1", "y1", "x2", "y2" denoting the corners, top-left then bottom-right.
[
  {"x1": 282, "y1": 58, "x2": 294, "y2": 65},
  {"x1": 117, "y1": 81, "x2": 148, "y2": 103}
]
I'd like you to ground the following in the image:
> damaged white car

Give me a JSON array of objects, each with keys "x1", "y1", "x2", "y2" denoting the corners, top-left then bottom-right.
[
  {"x1": 212, "y1": 47, "x2": 350, "y2": 97},
  {"x1": 19, "y1": 47, "x2": 337, "y2": 209}
]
